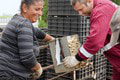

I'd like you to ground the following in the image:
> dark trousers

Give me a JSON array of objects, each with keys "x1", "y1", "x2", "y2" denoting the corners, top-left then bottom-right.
[
  {"x1": 104, "y1": 45, "x2": 120, "y2": 80},
  {"x1": 112, "y1": 67, "x2": 120, "y2": 80}
]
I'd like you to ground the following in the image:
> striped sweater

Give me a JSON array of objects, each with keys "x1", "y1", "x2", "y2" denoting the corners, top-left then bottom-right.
[{"x1": 0, "y1": 14, "x2": 46, "y2": 78}]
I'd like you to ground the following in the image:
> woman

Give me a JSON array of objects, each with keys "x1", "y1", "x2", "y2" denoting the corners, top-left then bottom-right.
[{"x1": 0, "y1": 0, "x2": 54, "y2": 80}]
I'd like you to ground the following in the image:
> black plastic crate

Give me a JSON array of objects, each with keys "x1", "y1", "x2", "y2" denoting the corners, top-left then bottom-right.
[
  {"x1": 94, "y1": 52, "x2": 107, "y2": 74},
  {"x1": 106, "y1": 60, "x2": 112, "y2": 80},
  {"x1": 95, "y1": 71, "x2": 106, "y2": 80},
  {"x1": 39, "y1": 68, "x2": 73, "y2": 80},
  {"x1": 48, "y1": 15, "x2": 90, "y2": 38},
  {"x1": 76, "y1": 65, "x2": 94, "y2": 80},
  {"x1": 48, "y1": 0, "x2": 78, "y2": 15}
]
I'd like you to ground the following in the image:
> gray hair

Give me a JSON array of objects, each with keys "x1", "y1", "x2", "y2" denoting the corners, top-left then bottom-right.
[
  {"x1": 20, "y1": 0, "x2": 44, "y2": 12},
  {"x1": 70, "y1": 0, "x2": 87, "y2": 6}
]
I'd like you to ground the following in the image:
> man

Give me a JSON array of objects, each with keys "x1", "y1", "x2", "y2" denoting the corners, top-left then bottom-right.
[{"x1": 63, "y1": 0, "x2": 120, "y2": 80}]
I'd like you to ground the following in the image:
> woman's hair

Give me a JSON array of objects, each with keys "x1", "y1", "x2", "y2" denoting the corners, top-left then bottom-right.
[
  {"x1": 70, "y1": 0, "x2": 87, "y2": 6},
  {"x1": 20, "y1": 0, "x2": 43, "y2": 12}
]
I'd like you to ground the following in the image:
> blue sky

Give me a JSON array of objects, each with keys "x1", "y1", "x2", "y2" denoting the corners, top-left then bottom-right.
[{"x1": 0, "y1": 0, "x2": 21, "y2": 16}]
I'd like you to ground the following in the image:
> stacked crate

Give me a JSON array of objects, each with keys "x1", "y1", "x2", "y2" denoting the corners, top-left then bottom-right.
[
  {"x1": 48, "y1": 0, "x2": 78, "y2": 16},
  {"x1": 93, "y1": 50, "x2": 107, "y2": 80},
  {"x1": 48, "y1": 15, "x2": 89, "y2": 42},
  {"x1": 106, "y1": 60, "x2": 112, "y2": 80},
  {"x1": 76, "y1": 64, "x2": 94, "y2": 80}
]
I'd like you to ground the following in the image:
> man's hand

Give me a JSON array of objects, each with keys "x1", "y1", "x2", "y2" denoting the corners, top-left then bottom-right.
[
  {"x1": 32, "y1": 63, "x2": 43, "y2": 79},
  {"x1": 63, "y1": 56, "x2": 80, "y2": 68}
]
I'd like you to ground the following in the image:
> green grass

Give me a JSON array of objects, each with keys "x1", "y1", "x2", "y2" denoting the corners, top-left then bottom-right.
[{"x1": 38, "y1": 20, "x2": 48, "y2": 28}]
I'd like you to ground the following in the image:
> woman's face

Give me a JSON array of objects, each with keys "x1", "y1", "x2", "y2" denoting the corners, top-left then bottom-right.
[{"x1": 22, "y1": 1, "x2": 43, "y2": 23}]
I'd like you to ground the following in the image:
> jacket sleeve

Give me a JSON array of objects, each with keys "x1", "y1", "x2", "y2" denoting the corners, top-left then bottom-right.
[
  {"x1": 17, "y1": 21, "x2": 37, "y2": 69},
  {"x1": 76, "y1": 12, "x2": 110, "y2": 60}
]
